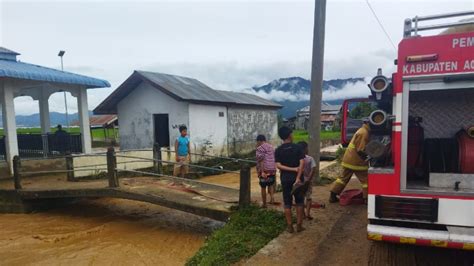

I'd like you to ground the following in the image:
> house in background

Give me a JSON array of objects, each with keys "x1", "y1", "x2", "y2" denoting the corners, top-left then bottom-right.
[
  {"x1": 294, "y1": 102, "x2": 342, "y2": 131},
  {"x1": 72, "y1": 114, "x2": 118, "y2": 143},
  {"x1": 94, "y1": 71, "x2": 281, "y2": 156}
]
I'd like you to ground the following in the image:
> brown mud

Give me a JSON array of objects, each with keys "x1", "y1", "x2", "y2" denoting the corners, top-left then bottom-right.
[{"x1": 0, "y1": 198, "x2": 222, "y2": 265}]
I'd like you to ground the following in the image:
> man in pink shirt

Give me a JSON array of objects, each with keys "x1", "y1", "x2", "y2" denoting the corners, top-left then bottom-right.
[{"x1": 256, "y1": 135, "x2": 276, "y2": 208}]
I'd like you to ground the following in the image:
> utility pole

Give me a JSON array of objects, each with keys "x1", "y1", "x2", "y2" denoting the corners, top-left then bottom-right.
[
  {"x1": 58, "y1": 50, "x2": 69, "y2": 132},
  {"x1": 308, "y1": 0, "x2": 326, "y2": 184}
]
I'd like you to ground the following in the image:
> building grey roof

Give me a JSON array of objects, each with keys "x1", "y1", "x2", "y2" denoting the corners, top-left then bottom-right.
[
  {"x1": 298, "y1": 102, "x2": 342, "y2": 114},
  {"x1": 0, "y1": 47, "x2": 110, "y2": 88},
  {"x1": 0, "y1": 47, "x2": 20, "y2": 55},
  {"x1": 216, "y1": 90, "x2": 281, "y2": 108},
  {"x1": 94, "y1": 71, "x2": 281, "y2": 114}
]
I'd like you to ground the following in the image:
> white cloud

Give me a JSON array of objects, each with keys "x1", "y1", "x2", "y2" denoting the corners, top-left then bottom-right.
[
  {"x1": 238, "y1": 77, "x2": 373, "y2": 103},
  {"x1": 243, "y1": 88, "x2": 310, "y2": 102},
  {"x1": 323, "y1": 77, "x2": 372, "y2": 101}
]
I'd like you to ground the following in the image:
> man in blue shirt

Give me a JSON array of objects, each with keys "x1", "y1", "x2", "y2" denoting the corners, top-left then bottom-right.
[{"x1": 174, "y1": 125, "x2": 191, "y2": 177}]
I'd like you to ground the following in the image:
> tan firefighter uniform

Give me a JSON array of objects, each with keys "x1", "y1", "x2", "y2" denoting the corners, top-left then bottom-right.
[{"x1": 331, "y1": 123, "x2": 370, "y2": 198}]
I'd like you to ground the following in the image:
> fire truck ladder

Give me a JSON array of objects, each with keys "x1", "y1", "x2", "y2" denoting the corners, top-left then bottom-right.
[{"x1": 404, "y1": 11, "x2": 474, "y2": 38}]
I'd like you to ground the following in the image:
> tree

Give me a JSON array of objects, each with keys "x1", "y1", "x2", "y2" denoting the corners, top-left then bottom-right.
[{"x1": 349, "y1": 102, "x2": 377, "y2": 119}]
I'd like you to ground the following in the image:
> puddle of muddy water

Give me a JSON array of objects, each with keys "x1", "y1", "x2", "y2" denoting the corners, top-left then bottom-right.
[{"x1": 0, "y1": 198, "x2": 223, "y2": 265}]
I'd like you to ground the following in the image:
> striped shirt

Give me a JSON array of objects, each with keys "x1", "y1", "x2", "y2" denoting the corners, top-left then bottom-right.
[{"x1": 256, "y1": 142, "x2": 276, "y2": 175}]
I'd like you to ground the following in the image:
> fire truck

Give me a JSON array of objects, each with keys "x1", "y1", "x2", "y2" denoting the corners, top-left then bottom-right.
[{"x1": 340, "y1": 11, "x2": 474, "y2": 250}]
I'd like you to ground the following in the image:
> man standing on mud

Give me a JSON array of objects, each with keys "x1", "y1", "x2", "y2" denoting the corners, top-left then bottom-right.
[
  {"x1": 275, "y1": 126, "x2": 305, "y2": 233},
  {"x1": 329, "y1": 120, "x2": 370, "y2": 203}
]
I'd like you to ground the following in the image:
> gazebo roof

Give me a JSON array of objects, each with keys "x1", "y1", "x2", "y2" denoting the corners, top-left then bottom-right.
[{"x1": 0, "y1": 47, "x2": 110, "y2": 88}]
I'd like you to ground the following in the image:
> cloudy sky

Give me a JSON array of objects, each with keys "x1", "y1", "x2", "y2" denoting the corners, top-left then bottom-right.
[{"x1": 1, "y1": 0, "x2": 473, "y2": 115}]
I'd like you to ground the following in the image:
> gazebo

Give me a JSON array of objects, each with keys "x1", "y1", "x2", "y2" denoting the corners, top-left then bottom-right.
[{"x1": 0, "y1": 47, "x2": 110, "y2": 173}]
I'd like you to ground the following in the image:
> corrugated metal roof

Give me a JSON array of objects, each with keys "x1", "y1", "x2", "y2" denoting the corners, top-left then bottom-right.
[
  {"x1": 0, "y1": 47, "x2": 109, "y2": 88},
  {"x1": 90, "y1": 115, "x2": 117, "y2": 127},
  {"x1": 72, "y1": 114, "x2": 117, "y2": 127},
  {"x1": 0, "y1": 47, "x2": 20, "y2": 55},
  {"x1": 94, "y1": 71, "x2": 281, "y2": 114},
  {"x1": 216, "y1": 90, "x2": 281, "y2": 108},
  {"x1": 138, "y1": 71, "x2": 229, "y2": 103},
  {"x1": 0, "y1": 59, "x2": 110, "y2": 88},
  {"x1": 298, "y1": 102, "x2": 341, "y2": 113}
]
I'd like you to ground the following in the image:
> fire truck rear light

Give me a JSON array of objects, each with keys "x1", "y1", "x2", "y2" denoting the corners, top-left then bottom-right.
[
  {"x1": 406, "y1": 53, "x2": 438, "y2": 63},
  {"x1": 375, "y1": 196, "x2": 439, "y2": 223}
]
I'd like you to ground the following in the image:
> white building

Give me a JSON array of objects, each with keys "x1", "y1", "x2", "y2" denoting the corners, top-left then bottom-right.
[
  {"x1": 0, "y1": 47, "x2": 110, "y2": 173},
  {"x1": 94, "y1": 71, "x2": 281, "y2": 156}
]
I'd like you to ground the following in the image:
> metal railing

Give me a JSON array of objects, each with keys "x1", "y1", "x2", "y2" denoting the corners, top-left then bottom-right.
[
  {"x1": 7, "y1": 133, "x2": 83, "y2": 159},
  {"x1": 404, "y1": 11, "x2": 474, "y2": 38}
]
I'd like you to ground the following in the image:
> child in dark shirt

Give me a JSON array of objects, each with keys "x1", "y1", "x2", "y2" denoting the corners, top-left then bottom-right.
[{"x1": 275, "y1": 126, "x2": 305, "y2": 233}]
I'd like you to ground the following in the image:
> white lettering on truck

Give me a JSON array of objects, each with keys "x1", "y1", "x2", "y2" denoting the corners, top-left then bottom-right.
[
  {"x1": 452, "y1": 37, "x2": 474, "y2": 48},
  {"x1": 464, "y1": 60, "x2": 474, "y2": 70},
  {"x1": 403, "y1": 61, "x2": 458, "y2": 75}
]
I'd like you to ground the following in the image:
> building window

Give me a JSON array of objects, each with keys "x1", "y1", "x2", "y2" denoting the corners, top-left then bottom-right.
[{"x1": 219, "y1": 112, "x2": 225, "y2": 117}]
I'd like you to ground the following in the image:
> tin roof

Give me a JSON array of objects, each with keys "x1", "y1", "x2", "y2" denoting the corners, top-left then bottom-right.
[
  {"x1": 72, "y1": 114, "x2": 118, "y2": 128},
  {"x1": 94, "y1": 71, "x2": 281, "y2": 114},
  {"x1": 298, "y1": 102, "x2": 341, "y2": 113},
  {"x1": 216, "y1": 90, "x2": 281, "y2": 107},
  {"x1": 0, "y1": 47, "x2": 110, "y2": 88},
  {"x1": 0, "y1": 47, "x2": 20, "y2": 55}
]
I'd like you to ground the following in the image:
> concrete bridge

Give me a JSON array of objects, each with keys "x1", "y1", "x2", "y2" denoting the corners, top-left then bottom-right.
[{"x1": 0, "y1": 148, "x2": 252, "y2": 222}]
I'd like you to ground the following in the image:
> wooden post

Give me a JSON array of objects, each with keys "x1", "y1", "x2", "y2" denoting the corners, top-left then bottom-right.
[
  {"x1": 66, "y1": 152, "x2": 74, "y2": 182},
  {"x1": 153, "y1": 143, "x2": 162, "y2": 174},
  {"x1": 239, "y1": 163, "x2": 251, "y2": 207},
  {"x1": 107, "y1": 147, "x2": 119, "y2": 187},
  {"x1": 13, "y1": 155, "x2": 21, "y2": 190}
]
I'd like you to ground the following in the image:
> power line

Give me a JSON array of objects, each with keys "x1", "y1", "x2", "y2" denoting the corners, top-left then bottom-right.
[{"x1": 365, "y1": 0, "x2": 397, "y2": 51}]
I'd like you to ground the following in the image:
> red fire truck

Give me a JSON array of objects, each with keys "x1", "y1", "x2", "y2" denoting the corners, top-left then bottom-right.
[{"x1": 340, "y1": 11, "x2": 474, "y2": 250}]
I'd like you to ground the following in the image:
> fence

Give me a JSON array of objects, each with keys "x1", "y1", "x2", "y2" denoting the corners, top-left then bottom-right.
[
  {"x1": 11, "y1": 146, "x2": 252, "y2": 208},
  {"x1": 9, "y1": 134, "x2": 82, "y2": 159}
]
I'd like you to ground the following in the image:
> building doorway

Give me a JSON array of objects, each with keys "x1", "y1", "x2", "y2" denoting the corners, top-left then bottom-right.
[{"x1": 153, "y1": 114, "x2": 170, "y2": 147}]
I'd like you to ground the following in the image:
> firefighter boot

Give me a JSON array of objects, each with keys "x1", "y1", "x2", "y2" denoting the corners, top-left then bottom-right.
[{"x1": 329, "y1": 192, "x2": 339, "y2": 203}]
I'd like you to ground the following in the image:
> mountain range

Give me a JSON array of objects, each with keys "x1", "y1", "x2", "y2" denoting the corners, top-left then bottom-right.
[
  {"x1": 0, "y1": 112, "x2": 93, "y2": 128},
  {"x1": 251, "y1": 76, "x2": 365, "y2": 118}
]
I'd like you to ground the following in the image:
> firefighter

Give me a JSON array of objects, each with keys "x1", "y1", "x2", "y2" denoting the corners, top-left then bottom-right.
[{"x1": 329, "y1": 119, "x2": 370, "y2": 203}]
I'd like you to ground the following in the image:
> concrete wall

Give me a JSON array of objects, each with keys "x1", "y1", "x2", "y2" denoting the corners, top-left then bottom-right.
[
  {"x1": 227, "y1": 107, "x2": 279, "y2": 154},
  {"x1": 117, "y1": 82, "x2": 189, "y2": 150},
  {"x1": 188, "y1": 104, "x2": 228, "y2": 157},
  {"x1": 72, "y1": 150, "x2": 154, "y2": 178}
]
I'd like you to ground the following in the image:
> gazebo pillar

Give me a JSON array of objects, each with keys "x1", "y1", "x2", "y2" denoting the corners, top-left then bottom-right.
[
  {"x1": 1, "y1": 81, "x2": 19, "y2": 174},
  {"x1": 39, "y1": 89, "x2": 51, "y2": 134},
  {"x1": 77, "y1": 88, "x2": 92, "y2": 153}
]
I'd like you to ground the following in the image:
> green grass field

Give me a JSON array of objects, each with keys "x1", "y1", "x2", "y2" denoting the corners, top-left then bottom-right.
[
  {"x1": 0, "y1": 127, "x2": 117, "y2": 139},
  {"x1": 186, "y1": 205, "x2": 286, "y2": 266},
  {"x1": 0, "y1": 128, "x2": 338, "y2": 143},
  {"x1": 293, "y1": 129, "x2": 340, "y2": 143}
]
